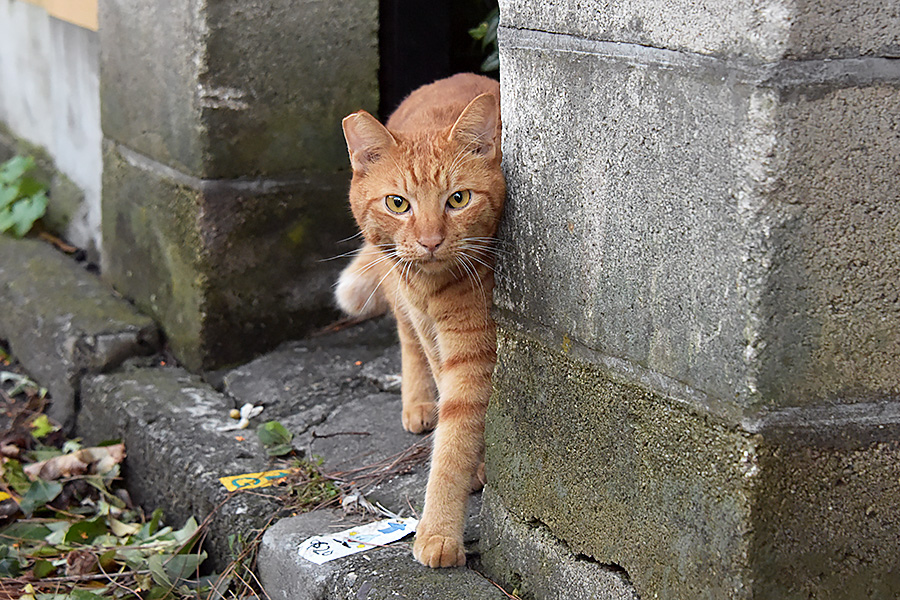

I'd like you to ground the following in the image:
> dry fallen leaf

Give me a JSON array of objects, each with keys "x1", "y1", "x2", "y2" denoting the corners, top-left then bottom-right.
[
  {"x1": 23, "y1": 453, "x2": 90, "y2": 480},
  {"x1": 0, "y1": 443, "x2": 21, "y2": 458},
  {"x1": 66, "y1": 549, "x2": 98, "y2": 576},
  {"x1": 23, "y1": 443, "x2": 126, "y2": 481}
]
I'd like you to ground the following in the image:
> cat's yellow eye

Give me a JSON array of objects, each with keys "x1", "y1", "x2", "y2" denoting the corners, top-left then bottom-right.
[
  {"x1": 385, "y1": 194, "x2": 410, "y2": 214},
  {"x1": 447, "y1": 189, "x2": 471, "y2": 209}
]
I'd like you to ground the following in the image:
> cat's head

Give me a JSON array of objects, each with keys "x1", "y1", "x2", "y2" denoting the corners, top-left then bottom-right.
[{"x1": 341, "y1": 94, "x2": 505, "y2": 274}]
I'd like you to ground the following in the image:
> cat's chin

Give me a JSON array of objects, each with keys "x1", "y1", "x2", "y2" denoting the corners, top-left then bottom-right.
[{"x1": 412, "y1": 258, "x2": 451, "y2": 275}]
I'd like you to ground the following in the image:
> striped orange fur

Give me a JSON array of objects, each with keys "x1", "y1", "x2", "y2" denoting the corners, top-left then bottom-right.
[{"x1": 336, "y1": 73, "x2": 505, "y2": 568}]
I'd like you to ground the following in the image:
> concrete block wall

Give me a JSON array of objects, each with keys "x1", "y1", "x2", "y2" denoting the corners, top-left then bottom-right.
[
  {"x1": 482, "y1": 2, "x2": 900, "y2": 599},
  {"x1": 0, "y1": 0, "x2": 101, "y2": 256},
  {"x1": 99, "y1": 0, "x2": 379, "y2": 369}
]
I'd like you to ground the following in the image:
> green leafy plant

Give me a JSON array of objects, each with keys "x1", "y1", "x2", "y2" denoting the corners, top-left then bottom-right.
[
  {"x1": 0, "y1": 155, "x2": 48, "y2": 238},
  {"x1": 256, "y1": 420, "x2": 294, "y2": 457},
  {"x1": 469, "y1": 6, "x2": 499, "y2": 72}
]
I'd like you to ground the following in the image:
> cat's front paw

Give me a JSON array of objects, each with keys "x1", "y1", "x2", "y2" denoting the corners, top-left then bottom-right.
[
  {"x1": 402, "y1": 401, "x2": 437, "y2": 433},
  {"x1": 413, "y1": 532, "x2": 466, "y2": 568}
]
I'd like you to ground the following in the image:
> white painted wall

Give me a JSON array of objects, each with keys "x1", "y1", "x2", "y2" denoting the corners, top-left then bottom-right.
[{"x1": 0, "y1": 0, "x2": 101, "y2": 254}]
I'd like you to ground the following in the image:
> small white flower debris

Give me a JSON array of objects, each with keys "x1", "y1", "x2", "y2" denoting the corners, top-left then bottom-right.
[{"x1": 218, "y1": 403, "x2": 264, "y2": 431}]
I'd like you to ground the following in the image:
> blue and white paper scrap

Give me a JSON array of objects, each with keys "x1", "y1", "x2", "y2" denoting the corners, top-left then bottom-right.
[{"x1": 297, "y1": 517, "x2": 418, "y2": 564}]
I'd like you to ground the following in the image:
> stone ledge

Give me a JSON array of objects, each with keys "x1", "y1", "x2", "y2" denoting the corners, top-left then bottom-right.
[
  {"x1": 259, "y1": 510, "x2": 506, "y2": 600},
  {"x1": 0, "y1": 235, "x2": 158, "y2": 429},
  {"x1": 78, "y1": 367, "x2": 280, "y2": 570}
]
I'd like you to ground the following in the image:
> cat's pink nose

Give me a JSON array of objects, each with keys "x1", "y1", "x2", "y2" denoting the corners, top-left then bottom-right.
[{"x1": 417, "y1": 235, "x2": 444, "y2": 253}]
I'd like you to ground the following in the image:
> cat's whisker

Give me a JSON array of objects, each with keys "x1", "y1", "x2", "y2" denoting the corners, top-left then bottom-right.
[
  {"x1": 330, "y1": 249, "x2": 400, "y2": 289},
  {"x1": 460, "y1": 238, "x2": 503, "y2": 251},
  {"x1": 460, "y1": 236, "x2": 507, "y2": 247},
  {"x1": 459, "y1": 251, "x2": 496, "y2": 273},
  {"x1": 457, "y1": 254, "x2": 487, "y2": 307},
  {"x1": 462, "y1": 236, "x2": 505, "y2": 244},
  {"x1": 336, "y1": 231, "x2": 365, "y2": 244},
  {"x1": 447, "y1": 129, "x2": 493, "y2": 178},
  {"x1": 320, "y1": 242, "x2": 400, "y2": 263},
  {"x1": 395, "y1": 259, "x2": 412, "y2": 306},
  {"x1": 459, "y1": 242, "x2": 509, "y2": 261},
  {"x1": 447, "y1": 146, "x2": 477, "y2": 180},
  {"x1": 447, "y1": 152, "x2": 482, "y2": 183},
  {"x1": 360, "y1": 259, "x2": 399, "y2": 314},
  {"x1": 318, "y1": 247, "x2": 367, "y2": 262}
]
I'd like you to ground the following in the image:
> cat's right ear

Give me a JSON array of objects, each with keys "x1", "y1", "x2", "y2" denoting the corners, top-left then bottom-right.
[{"x1": 342, "y1": 111, "x2": 397, "y2": 173}]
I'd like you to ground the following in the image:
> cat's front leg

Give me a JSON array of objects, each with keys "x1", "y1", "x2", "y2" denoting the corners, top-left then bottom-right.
[
  {"x1": 396, "y1": 312, "x2": 437, "y2": 433},
  {"x1": 413, "y1": 336, "x2": 493, "y2": 567}
]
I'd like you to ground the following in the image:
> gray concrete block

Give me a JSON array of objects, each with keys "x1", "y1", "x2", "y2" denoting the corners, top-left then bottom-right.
[
  {"x1": 259, "y1": 510, "x2": 507, "y2": 600},
  {"x1": 749, "y1": 406, "x2": 900, "y2": 599},
  {"x1": 756, "y1": 83, "x2": 900, "y2": 407},
  {"x1": 480, "y1": 488, "x2": 639, "y2": 600},
  {"x1": 0, "y1": 236, "x2": 158, "y2": 429},
  {"x1": 499, "y1": 0, "x2": 900, "y2": 61},
  {"x1": 486, "y1": 328, "x2": 900, "y2": 599},
  {"x1": 495, "y1": 29, "x2": 900, "y2": 414},
  {"x1": 101, "y1": 141, "x2": 357, "y2": 369},
  {"x1": 78, "y1": 367, "x2": 281, "y2": 570},
  {"x1": 99, "y1": 0, "x2": 378, "y2": 179}
]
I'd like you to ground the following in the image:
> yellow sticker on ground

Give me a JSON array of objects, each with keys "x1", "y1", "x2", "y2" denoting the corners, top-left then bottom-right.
[
  {"x1": 0, "y1": 491, "x2": 11, "y2": 502},
  {"x1": 219, "y1": 469, "x2": 294, "y2": 492}
]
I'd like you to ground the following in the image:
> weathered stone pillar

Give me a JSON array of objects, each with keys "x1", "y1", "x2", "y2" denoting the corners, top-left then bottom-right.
[
  {"x1": 99, "y1": 1, "x2": 378, "y2": 369},
  {"x1": 483, "y1": 2, "x2": 900, "y2": 599}
]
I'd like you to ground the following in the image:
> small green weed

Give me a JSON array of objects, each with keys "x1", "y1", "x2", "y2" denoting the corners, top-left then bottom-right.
[{"x1": 0, "y1": 155, "x2": 48, "y2": 238}]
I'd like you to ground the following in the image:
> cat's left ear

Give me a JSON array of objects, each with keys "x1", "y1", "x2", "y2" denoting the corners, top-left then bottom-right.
[{"x1": 449, "y1": 93, "x2": 499, "y2": 160}]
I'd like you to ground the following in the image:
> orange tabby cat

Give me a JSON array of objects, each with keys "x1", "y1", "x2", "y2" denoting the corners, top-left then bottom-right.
[{"x1": 336, "y1": 73, "x2": 504, "y2": 568}]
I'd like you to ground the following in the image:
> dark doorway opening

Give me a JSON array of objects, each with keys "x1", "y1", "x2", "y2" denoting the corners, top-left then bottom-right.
[{"x1": 378, "y1": 0, "x2": 498, "y2": 118}]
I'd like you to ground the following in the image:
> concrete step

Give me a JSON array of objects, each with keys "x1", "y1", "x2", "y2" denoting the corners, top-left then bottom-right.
[
  {"x1": 0, "y1": 236, "x2": 505, "y2": 599},
  {"x1": 259, "y1": 510, "x2": 507, "y2": 600},
  {"x1": 77, "y1": 316, "x2": 502, "y2": 598},
  {"x1": 0, "y1": 235, "x2": 159, "y2": 430}
]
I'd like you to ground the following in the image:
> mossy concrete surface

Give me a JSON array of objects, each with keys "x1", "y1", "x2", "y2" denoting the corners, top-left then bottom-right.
[
  {"x1": 0, "y1": 235, "x2": 158, "y2": 430},
  {"x1": 485, "y1": 326, "x2": 900, "y2": 599},
  {"x1": 480, "y1": 488, "x2": 639, "y2": 600},
  {"x1": 101, "y1": 141, "x2": 356, "y2": 370},
  {"x1": 99, "y1": 0, "x2": 378, "y2": 179},
  {"x1": 98, "y1": 0, "x2": 378, "y2": 370}
]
